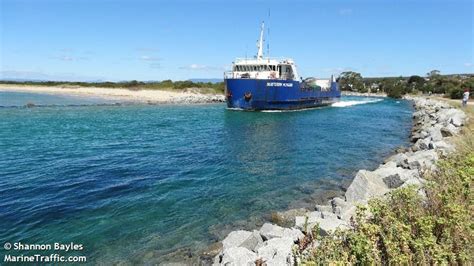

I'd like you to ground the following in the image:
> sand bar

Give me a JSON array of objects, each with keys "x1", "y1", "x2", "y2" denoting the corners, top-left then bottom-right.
[{"x1": 0, "y1": 84, "x2": 225, "y2": 104}]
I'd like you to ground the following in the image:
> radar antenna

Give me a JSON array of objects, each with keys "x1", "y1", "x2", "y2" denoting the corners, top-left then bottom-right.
[{"x1": 256, "y1": 21, "x2": 264, "y2": 60}]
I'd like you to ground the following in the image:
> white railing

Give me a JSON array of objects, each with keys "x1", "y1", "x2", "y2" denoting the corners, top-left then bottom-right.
[
  {"x1": 224, "y1": 71, "x2": 234, "y2": 79},
  {"x1": 233, "y1": 57, "x2": 292, "y2": 63}
]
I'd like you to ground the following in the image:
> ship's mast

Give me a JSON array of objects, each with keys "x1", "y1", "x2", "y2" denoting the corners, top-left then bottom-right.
[{"x1": 256, "y1": 21, "x2": 264, "y2": 60}]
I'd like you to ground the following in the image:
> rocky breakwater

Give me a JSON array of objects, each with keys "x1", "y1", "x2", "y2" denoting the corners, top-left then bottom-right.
[
  {"x1": 165, "y1": 93, "x2": 225, "y2": 104},
  {"x1": 212, "y1": 96, "x2": 467, "y2": 266}
]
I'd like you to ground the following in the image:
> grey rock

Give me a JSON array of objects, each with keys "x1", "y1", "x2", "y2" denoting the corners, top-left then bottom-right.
[
  {"x1": 222, "y1": 230, "x2": 262, "y2": 252},
  {"x1": 241, "y1": 230, "x2": 264, "y2": 252},
  {"x1": 345, "y1": 161, "x2": 421, "y2": 203},
  {"x1": 440, "y1": 124, "x2": 459, "y2": 137},
  {"x1": 344, "y1": 169, "x2": 390, "y2": 203},
  {"x1": 411, "y1": 131, "x2": 429, "y2": 142},
  {"x1": 219, "y1": 247, "x2": 257, "y2": 266},
  {"x1": 450, "y1": 112, "x2": 466, "y2": 127},
  {"x1": 222, "y1": 230, "x2": 251, "y2": 250},
  {"x1": 259, "y1": 223, "x2": 303, "y2": 242},
  {"x1": 434, "y1": 140, "x2": 456, "y2": 155},
  {"x1": 436, "y1": 108, "x2": 466, "y2": 126},
  {"x1": 331, "y1": 197, "x2": 347, "y2": 209},
  {"x1": 385, "y1": 153, "x2": 409, "y2": 168},
  {"x1": 333, "y1": 206, "x2": 342, "y2": 218},
  {"x1": 406, "y1": 150, "x2": 438, "y2": 170},
  {"x1": 295, "y1": 211, "x2": 349, "y2": 235},
  {"x1": 256, "y1": 237, "x2": 294, "y2": 266},
  {"x1": 428, "y1": 125, "x2": 443, "y2": 141},
  {"x1": 315, "y1": 205, "x2": 333, "y2": 213},
  {"x1": 271, "y1": 208, "x2": 307, "y2": 227},
  {"x1": 383, "y1": 174, "x2": 405, "y2": 189},
  {"x1": 413, "y1": 138, "x2": 431, "y2": 151}
]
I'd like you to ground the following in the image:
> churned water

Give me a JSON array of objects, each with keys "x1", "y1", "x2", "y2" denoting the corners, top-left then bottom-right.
[{"x1": 0, "y1": 91, "x2": 413, "y2": 263}]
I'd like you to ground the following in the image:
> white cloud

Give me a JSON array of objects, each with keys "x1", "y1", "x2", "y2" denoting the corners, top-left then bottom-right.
[
  {"x1": 58, "y1": 55, "x2": 74, "y2": 61},
  {"x1": 339, "y1": 8, "x2": 353, "y2": 15},
  {"x1": 51, "y1": 55, "x2": 88, "y2": 61},
  {"x1": 464, "y1": 62, "x2": 473, "y2": 67},
  {"x1": 179, "y1": 64, "x2": 224, "y2": 71},
  {"x1": 139, "y1": 55, "x2": 161, "y2": 61},
  {"x1": 0, "y1": 70, "x2": 105, "y2": 81}
]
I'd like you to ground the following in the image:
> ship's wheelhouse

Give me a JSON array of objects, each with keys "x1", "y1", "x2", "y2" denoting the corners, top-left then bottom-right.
[{"x1": 228, "y1": 59, "x2": 299, "y2": 81}]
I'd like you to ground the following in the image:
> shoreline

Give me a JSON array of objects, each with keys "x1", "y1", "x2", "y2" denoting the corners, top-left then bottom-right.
[
  {"x1": 0, "y1": 84, "x2": 225, "y2": 104},
  {"x1": 341, "y1": 91, "x2": 388, "y2": 97},
  {"x1": 208, "y1": 95, "x2": 468, "y2": 265}
]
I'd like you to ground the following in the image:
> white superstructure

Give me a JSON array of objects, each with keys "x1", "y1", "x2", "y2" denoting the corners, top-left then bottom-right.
[{"x1": 225, "y1": 22, "x2": 300, "y2": 81}]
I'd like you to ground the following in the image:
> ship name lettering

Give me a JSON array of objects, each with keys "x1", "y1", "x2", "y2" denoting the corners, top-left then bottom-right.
[{"x1": 267, "y1": 82, "x2": 293, "y2": 87}]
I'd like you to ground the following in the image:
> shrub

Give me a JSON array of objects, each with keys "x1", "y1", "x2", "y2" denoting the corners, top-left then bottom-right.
[
  {"x1": 298, "y1": 138, "x2": 474, "y2": 264},
  {"x1": 380, "y1": 79, "x2": 405, "y2": 98},
  {"x1": 449, "y1": 87, "x2": 464, "y2": 99}
]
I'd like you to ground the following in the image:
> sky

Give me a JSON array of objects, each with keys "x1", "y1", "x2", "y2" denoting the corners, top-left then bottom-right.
[{"x1": 1, "y1": 0, "x2": 473, "y2": 81}]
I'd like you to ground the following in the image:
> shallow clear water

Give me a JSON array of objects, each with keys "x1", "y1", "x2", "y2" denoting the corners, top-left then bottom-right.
[
  {"x1": 0, "y1": 91, "x2": 413, "y2": 263},
  {"x1": 0, "y1": 90, "x2": 117, "y2": 107}
]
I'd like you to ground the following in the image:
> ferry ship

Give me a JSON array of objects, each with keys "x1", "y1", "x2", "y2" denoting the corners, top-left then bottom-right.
[{"x1": 224, "y1": 22, "x2": 341, "y2": 110}]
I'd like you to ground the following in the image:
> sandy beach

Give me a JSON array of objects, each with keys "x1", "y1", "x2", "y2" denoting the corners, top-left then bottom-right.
[{"x1": 0, "y1": 84, "x2": 225, "y2": 104}]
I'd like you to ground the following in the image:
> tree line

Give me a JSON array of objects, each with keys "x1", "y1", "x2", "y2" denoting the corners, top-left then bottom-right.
[{"x1": 337, "y1": 70, "x2": 474, "y2": 99}]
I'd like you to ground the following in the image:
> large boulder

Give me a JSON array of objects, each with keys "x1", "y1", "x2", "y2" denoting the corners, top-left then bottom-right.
[
  {"x1": 295, "y1": 211, "x2": 349, "y2": 235},
  {"x1": 385, "y1": 153, "x2": 410, "y2": 168},
  {"x1": 450, "y1": 111, "x2": 467, "y2": 127},
  {"x1": 383, "y1": 174, "x2": 405, "y2": 189},
  {"x1": 256, "y1": 237, "x2": 295, "y2": 266},
  {"x1": 222, "y1": 230, "x2": 263, "y2": 252},
  {"x1": 345, "y1": 162, "x2": 420, "y2": 204},
  {"x1": 270, "y1": 208, "x2": 307, "y2": 227},
  {"x1": 433, "y1": 140, "x2": 456, "y2": 155},
  {"x1": 440, "y1": 124, "x2": 459, "y2": 137},
  {"x1": 330, "y1": 197, "x2": 348, "y2": 209},
  {"x1": 218, "y1": 247, "x2": 257, "y2": 266},
  {"x1": 344, "y1": 169, "x2": 390, "y2": 203},
  {"x1": 412, "y1": 138, "x2": 431, "y2": 151},
  {"x1": 427, "y1": 125, "x2": 443, "y2": 141},
  {"x1": 411, "y1": 130, "x2": 429, "y2": 142},
  {"x1": 436, "y1": 108, "x2": 466, "y2": 126},
  {"x1": 406, "y1": 150, "x2": 438, "y2": 170},
  {"x1": 330, "y1": 197, "x2": 357, "y2": 221},
  {"x1": 259, "y1": 223, "x2": 303, "y2": 242},
  {"x1": 315, "y1": 205, "x2": 333, "y2": 213}
]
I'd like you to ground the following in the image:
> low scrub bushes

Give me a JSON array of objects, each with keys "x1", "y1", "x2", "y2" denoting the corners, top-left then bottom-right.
[{"x1": 297, "y1": 136, "x2": 473, "y2": 264}]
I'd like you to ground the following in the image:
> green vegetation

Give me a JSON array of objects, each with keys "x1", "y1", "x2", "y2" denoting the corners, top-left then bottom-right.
[
  {"x1": 337, "y1": 71, "x2": 366, "y2": 92},
  {"x1": 0, "y1": 80, "x2": 225, "y2": 94},
  {"x1": 296, "y1": 107, "x2": 474, "y2": 264},
  {"x1": 338, "y1": 71, "x2": 474, "y2": 99},
  {"x1": 378, "y1": 78, "x2": 406, "y2": 98},
  {"x1": 3, "y1": 71, "x2": 473, "y2": 99}
]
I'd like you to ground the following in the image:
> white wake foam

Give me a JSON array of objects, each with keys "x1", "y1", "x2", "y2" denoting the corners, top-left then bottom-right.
[{"x1": 331, "y1": 98, "x2": 383, "y2": 107}]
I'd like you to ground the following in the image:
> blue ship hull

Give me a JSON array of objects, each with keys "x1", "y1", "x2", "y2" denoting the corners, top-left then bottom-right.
[{"x1": 225, "y1": 79, "x2": 341, "y2": 110}]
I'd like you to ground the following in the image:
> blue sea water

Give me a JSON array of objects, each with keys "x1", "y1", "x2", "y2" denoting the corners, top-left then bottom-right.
[{"x1": 0, "y1": 91, "x2": 413, "y2": 263}]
